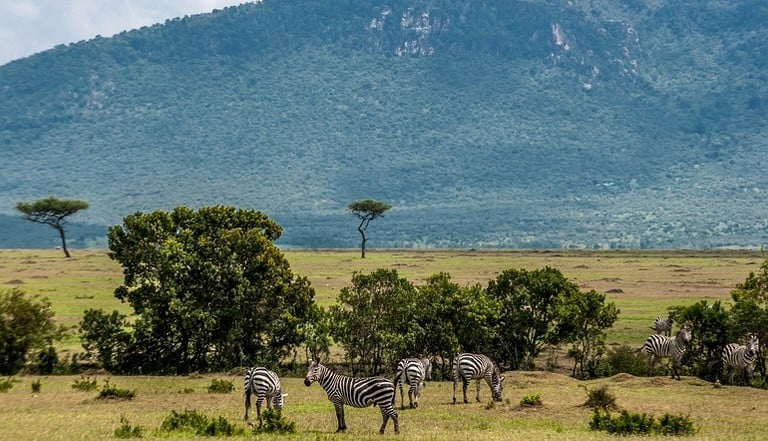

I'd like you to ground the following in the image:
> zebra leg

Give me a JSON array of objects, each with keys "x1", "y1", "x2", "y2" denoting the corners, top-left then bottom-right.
[
  {"x1": 379, "y1": 405, "x2": 399, "y2": 434},
  {"x1": 256, "y1": 396, "x2": 264, "y2": 426},
  {"x1": 452, "y1": 376, "x2": 458, "y2": 404},
  {"x1": 647, "y1": 354, "x2": 655, "y2": 377},
  {"x1": 671, "y1": 358, "x2": 681, "y2": 380},
  {"x1": 462, "y1": 378, "x2": 470, "y2": 403},
  {"x1": 399, "y1": 381, "x2": 406, "y2": 410},
  {"x1": 408, "y1": 384, "x2": 416, "y2": 408},
  {"x1": 333, "y1": 402, "x2": 346, "y2": 433},
  {"x1": 244, "y1": 390, "x2": 251, "y2": 421},
  {"x1": 475, "y1": 378, "x2": 481, "y2": 402}
]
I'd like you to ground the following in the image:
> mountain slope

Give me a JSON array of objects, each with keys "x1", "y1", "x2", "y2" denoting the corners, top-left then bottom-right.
[{"x1": 1, "y1": 0, "x2": 766, "y2": 249}]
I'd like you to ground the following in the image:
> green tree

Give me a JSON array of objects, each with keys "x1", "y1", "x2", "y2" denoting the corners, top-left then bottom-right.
[
  {"x1": 80, "y1": 205, "x2": 316, "y2": 374},
  {"x1": 15, "y1": 196, "x2": 89, "y2": 257},
  {"x1": 486, "y1": 266, "x2": 576, "y2": 370},
  {"x1": 728, "y1": 256, "x2": 768, "y2": 382},
  {"x1": 347, "y1": 199, "x2": 391, "y2": 258},
  {"x1": 0, "y1": 288, "x2": 65, "y2": 375},
  {"x1": 668, "y1": 300, "x2": 730, "y2": 382},
  {"x1": 557, "y1": 289, "x2": 619, "y2": 379},
  {"x1": 328, "y1": 269, "x2": 417, "y2": 375}
]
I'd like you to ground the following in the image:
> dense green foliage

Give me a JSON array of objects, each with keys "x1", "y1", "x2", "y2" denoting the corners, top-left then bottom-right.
[
  {"x1": 80, "y1": 206, "x2": 317, "y2": 374},
  {"x1": 15, "y1": 197, "x2": 89, "y2": 257},
  {"x1": 590, "y1": 409, "x2": 696, "y2": 436},
  {"x1": 0, "y1": 288, "x2": 64, "y2": 375},
  {"x1": 1, "y1": 0, "x2": 766, "y2": 250}
]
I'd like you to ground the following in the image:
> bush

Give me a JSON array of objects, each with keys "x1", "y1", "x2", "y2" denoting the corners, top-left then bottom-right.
[
  {"x1": 207, "y1": 378, "x2": 234, "y2": 394},
  {"x1": 520, "y1": 393, "x2": 543, "y2": 408},
  {"x1": 30, "y1": 379, "x2": 41, "y2": 393},
  {"x1": 71, "y1": 376, "x2": 98, "y2": 391},
  {"x1": 0, "y1": 377, "x2": 15, "y2": 392},
  {"x1": 253, "y1": 408, "x2": 296, "y2": 434},
  {"x1": 582, "y1": 385, "x2": 617, "y2": 410},
  {"x1": 595, "y1": 345, "x2": 648, "y2": 377},
  {"x1": 97, "y1": 379, "x2": 136, "y2": 400},
  {"x1": 590, "y1": 409, "x2": 696, "y2": 436},
  {"x1": 160, "y1": 409, "x2": 244, "y2": 437},
  {"x1": 114, "y1": 415, "x2": 143, "y2": 438}
]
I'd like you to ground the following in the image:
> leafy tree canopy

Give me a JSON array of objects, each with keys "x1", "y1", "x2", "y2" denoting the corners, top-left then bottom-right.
[{"x1": 15, "y1": 196, "x2": 89, "y2": 257}]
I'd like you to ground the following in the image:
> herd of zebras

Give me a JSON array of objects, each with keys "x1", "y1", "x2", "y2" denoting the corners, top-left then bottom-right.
[
  {"x1": 242, "y1": 316, "x2": 761, "y2": 434},
  {"x1": 243, "y1": 353, "x2": 503, "y2": 434},
  {"x1": 639, "y1": 316, "x2": 760, "y2": 383}
]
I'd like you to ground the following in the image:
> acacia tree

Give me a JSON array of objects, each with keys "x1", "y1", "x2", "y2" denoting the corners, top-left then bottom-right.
[
  {"x1": 16, "y1": 197, "x2": 89, "y2": 257},
  {"x1": 348, "y1": 199, "x2": 391, "y2": 258},
  {"x1": 80, "y1": 205, "x2": 316, "y2": 374}
]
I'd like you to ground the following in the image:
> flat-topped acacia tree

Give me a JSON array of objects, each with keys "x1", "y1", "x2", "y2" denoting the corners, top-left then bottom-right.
[
  {"x1": 16, "y1": 197, "x2": 89, "y2": 257},
  {"x1": 348, "y1": 199, "x2": 391, "y2": 258}
]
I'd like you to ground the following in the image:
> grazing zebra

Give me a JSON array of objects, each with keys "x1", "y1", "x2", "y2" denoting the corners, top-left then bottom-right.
[
  {"x1": 394, "y1": 357, "x2": 431, "y2": 410},
  {"x1": 452, "y1": 353, "x2": 504, "y2": 404},
  {"x1": 721, "y1": 334, "x2": 760, "y2": 385},
  {"x1": 304, "y1": 360, "x2": 399, "y2": 434},
  {"x1": 243, "y1": 367, "x2": 287, "y2": 423},
  {"x1": 652, "y1": 316, "x2": 674, "y2": 336},
  {"x1": 637, "y1": 324, "x2": 692, "y2": 380}
]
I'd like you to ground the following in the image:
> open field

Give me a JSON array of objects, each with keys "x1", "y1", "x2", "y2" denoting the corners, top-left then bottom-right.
[{"x1": 2, "y1": 248, "x2": 767, "y2": 440}]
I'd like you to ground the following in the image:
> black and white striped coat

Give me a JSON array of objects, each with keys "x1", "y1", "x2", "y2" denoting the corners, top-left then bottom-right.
[
  {"x1": 637, "y1": 324, "x2": 692, "y2": 380},
  {"x1": 652, "y1": 316, "x2": 674, "y2": 337},
  {"x1": 452, "y1": 353, "x2": 504, "y2": 404},
  {"x1": 721, "y1": 334, "x2": 760, "y2": 385},
  {"x1": 394, "y1": 357, "x2": 431, "y2": 409},
  {"x1": 243, "y1": 367, "x2": 286, "y2": 423},
  {"x1": 304, "y1": 360, "x2": 399, "y2": 434}
]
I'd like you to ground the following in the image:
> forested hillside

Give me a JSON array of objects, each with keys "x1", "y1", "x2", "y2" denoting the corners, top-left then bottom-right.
[{"x1": 1, "y1": 0, "x2": 766, "y2": 249}]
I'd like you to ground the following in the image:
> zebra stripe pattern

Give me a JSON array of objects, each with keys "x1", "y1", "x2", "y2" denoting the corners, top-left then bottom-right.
[
  {"x1": 721, "y1": 334, "x2": 760, "y2": 385},
  {"x1": 452, "y1": 353, "x2": 504, "y2": 404},
  {"x1": 304, "y1": 360, "x2": 399, "y2": 434},
  {"x1": 652, "y1": 316, "x2": 674, "y2": 336},
  {"x1": 243, "y1": 367, "x2": 286, "y2": 422},
  {"x1": 637, "y1": 324, "x2": 692, "y2": 380},
  {"x1": 394, "y1": 357, "x2": 431, "y2": 409}
]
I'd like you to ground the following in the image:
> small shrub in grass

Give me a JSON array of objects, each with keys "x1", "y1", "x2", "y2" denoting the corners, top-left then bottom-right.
[
  {"x1": 71, "y1": 376, "x2": 98, "y2": 391},
  {"x1": 97, "y1": 379, "x2": 136, "y2": 400},
  {"x1": 114, "y1": 415, "x2": 143, "y2": 438},
  {"x1": 520, "y1": 393, "x2": 543, "y2": 408},
  {"x1": 207, "y1": 378, "x2": 234, "y2": 394},
  {"x1": 252, "y1": 408, "x2": 296, "y2": 434},
  {"x1": 160, "y1": 409, "x2": 244, "y2": 437},
  {"x1": 31, "y1": 379, "x2": 41, "y2": 393},
  {"x1": 582, "y1": 385, "x2": 617, "y2": 410},
  {"x1": 0, "y1": 377, "x2": 15, "y2": 392},
  {"x1": 590, "y1": 409, "x2": 696, "y2": 436}
]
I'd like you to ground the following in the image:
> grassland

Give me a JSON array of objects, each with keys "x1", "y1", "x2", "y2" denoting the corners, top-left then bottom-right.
[{"x1": 1, "y1": 248, "x2": 767, "y2": 440}]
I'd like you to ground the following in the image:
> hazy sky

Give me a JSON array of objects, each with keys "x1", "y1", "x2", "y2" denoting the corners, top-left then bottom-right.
[{"x1": 0, "y1": 0, "x2": 250, "y2": 66}]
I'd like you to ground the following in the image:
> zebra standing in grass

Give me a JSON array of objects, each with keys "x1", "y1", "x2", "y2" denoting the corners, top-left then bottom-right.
[
  {"x1": 304, "y1": 359, "x2": 399, "y2": 434},
  {"x1": 243, "y1": 367, "x2": 287, "y2": 423},
  {"x1": 652, "y1": 316, "x2": 674, "y2": 337},
  {"x1": 721, "y1": 334, "x2": 760, "y2": 385},
  {"x1": 637, "y1": 324, "x2": 692, "y2": 380},
  {"x1": 452, "y1": 353, "x2": 504, "y2": 404},
  {"x1": 394, "y1": 357, "x2": 431, "y2": 410}
]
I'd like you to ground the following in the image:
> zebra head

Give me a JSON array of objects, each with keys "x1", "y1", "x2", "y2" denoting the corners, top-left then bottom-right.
[
  {"x1": 304, "y1": 359, "x2": 323, "y2": 386},
  {"x1": 677, "y1": 324, "x2": 692, "y2": 344},
  {"x1": 746, "y1": 334, "x2": 760, "y2": 355},
  {"x1": 272, "y1": 392, "x2": 288, "y2": 409},
  {"x1": 492, "y1": 368, "x2": 505, "y2": 402}
]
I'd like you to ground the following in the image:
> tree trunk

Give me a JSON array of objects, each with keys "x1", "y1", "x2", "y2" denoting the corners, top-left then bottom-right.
[
  {"x1": 358, "y1": 228, "x2": 367, "y2": 258},
  {"x1": 55, "y1": 225, "x2": 71, "y2": 258}
]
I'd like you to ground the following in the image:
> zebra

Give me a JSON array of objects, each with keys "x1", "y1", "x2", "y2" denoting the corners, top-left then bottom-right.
[
  {"x1": 652, "y1": 316, "x2": 674, "y2": 337},
  {"x1": 721, "y1": 334, "x2": 760, "y2": 385},
  {"x1": 243, "y1": 367, "x2": 287, "y2": 424},
  {"x1": 394, "y1": 357, "x2": 431, "y2": 410},
  {"x1": 452, "y1": 353, "x2": 504, "y2": 404},
  {"x1": 303, "y1": 359, "x2": 399, "y2": 434},
  {"x1": 637, "y1": 324, "x2": 692, "y2": 380}
]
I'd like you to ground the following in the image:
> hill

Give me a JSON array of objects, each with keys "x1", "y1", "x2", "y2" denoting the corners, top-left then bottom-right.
[{"x1": 1, "y1": 0, "x2": 766, "y2": 249}]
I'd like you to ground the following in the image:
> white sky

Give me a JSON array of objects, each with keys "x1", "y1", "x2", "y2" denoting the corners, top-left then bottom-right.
[{"x1": 0, "y1": 1, "x2": 250, "y2": 66}]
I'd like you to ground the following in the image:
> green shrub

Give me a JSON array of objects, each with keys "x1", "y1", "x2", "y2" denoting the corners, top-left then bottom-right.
[
  {"x1": 590, "y1": 409, "x2": 696, "y2": 436},
  {"x1": 253, "y1": 408, "x2": 296, "y2": 434},
  {"x1": 160, "y1": 409, "x2": 244, "y2": 437},
  {"x1": 114, "y1": 415, "x2": 143, "y2": 438},
  {"x1": 0, "y1": 377, "x2": 15, "y2": 392},
  {"x1": 207, "y1": 378, "x2": 234, "y2": 394},
  {"x1": 71, "y1": 376, "x2": 98, "y2": 391},
  {"x1": 595, "y1": 345, "x2": 648, "y2": 377},
  {"x1": 30, "y1": 379, "x2": 41, "y2": 393},
  {"x1": 520, "y1": 393, "x2": 543, "y2": 408},
  {"x1": 582, "y1": 385, "x2": 617, "y2": 410},
  {"x1": 97, "y1": 379, "x2": 136, "y2": 400}
]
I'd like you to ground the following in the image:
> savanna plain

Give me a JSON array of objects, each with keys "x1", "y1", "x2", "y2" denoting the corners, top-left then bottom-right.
[{"x1": 1, "y1": 248, "x2": 767, "y2": 440}]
